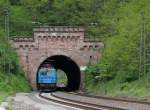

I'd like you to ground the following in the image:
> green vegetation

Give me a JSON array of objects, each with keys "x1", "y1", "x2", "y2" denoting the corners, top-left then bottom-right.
[
  {"x1": 57, "y1": 70, "x2": 68, "y2": 86},
  {"x1": 1, "y1": 0, "x2": 150, "y2": 99},
  {"x1": 0, "y1": 20, "x2": 30, "y2": 102},
  {"x1": 85, "y1": 0, "x2": 150, "y2": 98},
  {"x1": 0, "y1": 72, "x2": 30, "y2": 102},
  {"x1": 0, "y1": 33, "x2": 30, "y2": 102}
]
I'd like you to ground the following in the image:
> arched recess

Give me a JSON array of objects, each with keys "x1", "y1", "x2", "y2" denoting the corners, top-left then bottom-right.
[{"x1": 36, "y1": 55, "x2": 81, "y2": 91}]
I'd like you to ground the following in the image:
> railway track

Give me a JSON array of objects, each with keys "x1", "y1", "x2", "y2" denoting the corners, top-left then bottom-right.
[
  {"x1": 69, "y1": 92, "x2": 150, "y2": 105},
  {"x1": 39, "y1": 92, "x2": 125, "y2": 110},
  {"x1": 58, "y1": 92, "x2": 150, "y2": 110}
]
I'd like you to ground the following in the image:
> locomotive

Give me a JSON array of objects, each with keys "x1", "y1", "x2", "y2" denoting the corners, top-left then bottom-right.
[{"x1": 37, "y1": 63, "x2": 57, "y2": 92}]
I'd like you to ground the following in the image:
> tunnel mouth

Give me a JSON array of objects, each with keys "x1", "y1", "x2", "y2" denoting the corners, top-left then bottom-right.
[{"x1": 36, "y1": 55, "x2": 81, "y2": 92}]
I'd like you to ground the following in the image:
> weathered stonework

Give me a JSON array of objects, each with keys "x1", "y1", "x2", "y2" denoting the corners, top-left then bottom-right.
[{"x1": 10, "y1": 26, "x2": 103, "y2": 90}]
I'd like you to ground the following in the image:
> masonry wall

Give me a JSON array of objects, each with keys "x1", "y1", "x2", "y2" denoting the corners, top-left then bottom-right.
[{"x1": 10, "y1": 26, "x2": 103, "y2": 90}]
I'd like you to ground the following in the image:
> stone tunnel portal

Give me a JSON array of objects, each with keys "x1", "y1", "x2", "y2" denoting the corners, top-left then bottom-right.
[{"x1": 36, "y1": 55, "x2": 81, "y2": 91}]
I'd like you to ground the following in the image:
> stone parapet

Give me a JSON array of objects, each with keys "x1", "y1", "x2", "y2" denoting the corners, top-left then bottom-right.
[
  {"x1": 33, "y1": 26, "x2": 85, "y2": 32},
  {"x1": 10, "y1": 37, "x2": 34, "y2": 42}
]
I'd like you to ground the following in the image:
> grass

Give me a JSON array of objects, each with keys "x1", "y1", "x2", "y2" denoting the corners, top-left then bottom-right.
[
  {"x1": 6, "y1": 106, "x2": 13, "y2": 110},
  {"x1": 0, "y1": 71, "x2": 30, "y2": 103},
  {"x1": 85, "y1": 75, "x2": 150, "y2": 100},
  {"x1": 0, "y1": 92, "x2": 8, "y2": 102}
]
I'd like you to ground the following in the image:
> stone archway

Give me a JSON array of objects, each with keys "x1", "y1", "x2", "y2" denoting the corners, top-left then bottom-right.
[{"x1": 36, "y1": 55, "x2": 81, "y2": 91}]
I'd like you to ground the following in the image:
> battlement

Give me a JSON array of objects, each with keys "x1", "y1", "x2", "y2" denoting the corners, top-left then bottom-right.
[
  {"x1": 84, "y1": 37, "x2": 101, "y2": 42},
  {"x1": 10, "y1": 26, "x2": 101, "y2": 43},
  {"x1": 80, "y1": 42, "x2": 104, "y2": 51},
  {"x1": 10, "y1": 26, "x2": 103, "y2": 52},
  {"x1": 33, "y1": 26, "x2": 85, "y2": 32},
  {"x1": 10, "y1": 37, "x2": 34, "y2": 42}
]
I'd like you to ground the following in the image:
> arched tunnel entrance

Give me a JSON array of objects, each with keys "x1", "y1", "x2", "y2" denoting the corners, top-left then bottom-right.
[{"x1": 36, "y1": 55, "x2": 81, "y2": 91}]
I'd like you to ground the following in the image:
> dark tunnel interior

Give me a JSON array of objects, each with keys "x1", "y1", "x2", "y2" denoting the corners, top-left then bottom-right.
[{"x1": 36, "y1": 55, "x2": 81, "y2": 92}]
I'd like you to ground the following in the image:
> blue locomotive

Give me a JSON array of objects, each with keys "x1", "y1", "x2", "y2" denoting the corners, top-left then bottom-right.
[{"x1": 37, "y1": 64, "x2": 57, "y2": 92}]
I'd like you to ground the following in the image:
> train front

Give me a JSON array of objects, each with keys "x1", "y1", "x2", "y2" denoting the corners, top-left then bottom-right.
[{"x1": 37, "y1": 63, "x2": 57, "y2": 92}]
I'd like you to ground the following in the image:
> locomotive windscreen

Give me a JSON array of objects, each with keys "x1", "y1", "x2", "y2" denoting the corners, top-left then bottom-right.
[{"x1": 38, "y1": 68, "x2": 57, "y2": 84}]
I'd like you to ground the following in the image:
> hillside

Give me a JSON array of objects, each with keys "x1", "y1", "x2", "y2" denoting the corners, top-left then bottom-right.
[
  {"x1": 0, "y1": 29, "x2": 30, "y2": 102},
  {"x1": 0, "y1": 0, "x2": 150, "y2": 99},
  {"x1": 85, "y1": 0, "x2": 150, "y2": 98}
]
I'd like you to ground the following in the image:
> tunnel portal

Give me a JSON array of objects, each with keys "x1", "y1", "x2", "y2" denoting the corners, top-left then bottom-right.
[
  {"x1": 37, "y1": 55, "x2": 81, "y2": 91},
  {"x1": 10, "y1": 26, "x2": 103, "y2": 90}
]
